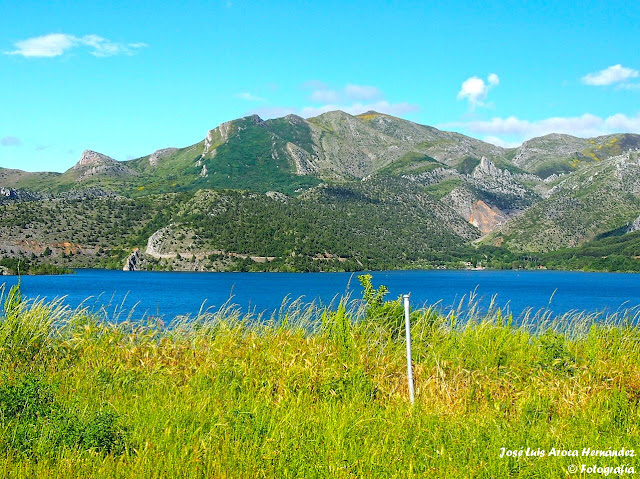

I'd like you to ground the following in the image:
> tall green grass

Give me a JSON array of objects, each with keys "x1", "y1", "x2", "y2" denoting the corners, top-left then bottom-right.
[{"x1": 0, "y1": 276, "x2": 639, "y2": 477}]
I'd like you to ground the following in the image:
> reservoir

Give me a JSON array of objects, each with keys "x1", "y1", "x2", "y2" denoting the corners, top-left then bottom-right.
[{"x1": 2, "y1": 269, "x2": 640, "y2": 323}]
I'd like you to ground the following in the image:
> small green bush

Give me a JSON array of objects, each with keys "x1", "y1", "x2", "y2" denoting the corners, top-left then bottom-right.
[
  {"x1": 0, "y1": 374, "x2": 128, "y2": 457},
  {"x1": 536, "y1": 329, "x2": 576, "y2": 373}
]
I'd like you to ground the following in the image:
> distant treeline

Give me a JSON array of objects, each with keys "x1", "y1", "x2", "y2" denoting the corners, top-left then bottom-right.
[{"x1": 0, "y1": 257, "x2": 73, "y2": 275}]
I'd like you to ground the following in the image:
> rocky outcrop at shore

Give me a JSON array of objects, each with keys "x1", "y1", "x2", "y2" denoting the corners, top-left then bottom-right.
[{"x1": 123, "y1": 249, "x2": 141, "y2": 271}]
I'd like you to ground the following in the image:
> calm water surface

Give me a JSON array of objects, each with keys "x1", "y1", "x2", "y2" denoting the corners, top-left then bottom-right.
[{"x1": 2, "y1": 269, "x2": 640, "y2": 322}]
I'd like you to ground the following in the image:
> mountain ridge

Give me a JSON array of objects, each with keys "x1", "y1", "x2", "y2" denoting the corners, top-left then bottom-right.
[
  {"x1": 4, "y1": 110, "x2": 639, "y2": 182},
  {"x1": 2, "y1": 110, "x2": 640, "y2": 273}
]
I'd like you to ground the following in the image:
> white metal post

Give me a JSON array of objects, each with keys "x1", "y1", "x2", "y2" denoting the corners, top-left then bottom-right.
[{"x1": 403, "y1": 294, "x2": 415, "y2": 404}]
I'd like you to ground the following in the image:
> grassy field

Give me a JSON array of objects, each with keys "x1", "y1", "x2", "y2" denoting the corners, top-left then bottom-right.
[{"x1": 1, "y1": 276, "x2": 640, "y2": 478}]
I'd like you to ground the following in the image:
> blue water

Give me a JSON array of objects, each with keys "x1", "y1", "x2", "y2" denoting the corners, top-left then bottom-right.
[{"x1": 2, "y1": 269, "x2": 640, "y2": 322}]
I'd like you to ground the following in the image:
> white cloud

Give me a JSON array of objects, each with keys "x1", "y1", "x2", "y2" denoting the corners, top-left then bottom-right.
[
  {"x1": 441, "y1": 112, "x2": 640, "y2": 144},
  {"x1": 482, "y1": 136, "x2": 521, "y2": 148},
  {"x1": 582, "y1": 64, "x2": 639, "y2": 86},
  {"x1": 307, "y1": 83, "x2": 383, "y2": 104},
  {"x1": 80, "y1": 35, "x2": 147, "y2": 57},
  {"x1": 235, "y1": 92, "x2": 266, "y2": 102},
  {"x1": 301, "y1": 80, "x2": 328, "y2": 90},
  {"x1": 5, "y1": 33, "x2": 147, "y2": 58},
  {"x1": 254, "y1": 82, "x2": 419, "y2": 119},
  {"x1": 309, "y1": 89, "x2": 340, "y2": 103},
  {"x1": 1, "y1": 136, "x2": 22, "y2": 146},
  {"x1": 344, "y1": 84, "x2": 381, "y2": 100},
  {"x1": 5, "y1": 34, "x2": 75, "y2": 57},
  {"x1": 604, "y1": 113, "x2": 640, "y2": 132},
  {"x1": 457, "y1": 73, "x2": 499, "y2": 109}
]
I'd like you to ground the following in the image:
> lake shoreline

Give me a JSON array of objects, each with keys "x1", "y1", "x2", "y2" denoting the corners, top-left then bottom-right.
[{"x1": 2, "y1": 268, "x2": 640, "y2": 321}]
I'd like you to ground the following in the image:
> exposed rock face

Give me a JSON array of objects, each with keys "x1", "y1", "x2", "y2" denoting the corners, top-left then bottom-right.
[
  {"x1": 149, "y1": 148, "x2": 178, "y2": 166},
  {"x1": 1, "y1": 187, "x2": 17, "y2": 199},
  {"x1": 629, "y1": 217, "x2": 640, "y2": 232},
  {"x1": 203, "y1": 123, "x2": 229, "y2": 154},
  {"x1": 442, "y1": 186, "x2": 475, "y2": 219},
  {"x1": 123, "y1": 249, "x2": 140, "y2": 271},
  {"x1": 0, "y1": 187, "x2": 40, "y2": 202},
  {"x1": 442, "y1": 187, "x2": 510, "y2": 234},
  {"x1": 200, "y1": 164, "x2": 208, "y2": 177},
  {"x1": 284, "y1": 114, "x2": 307, "y2": 126},
  {"x1": 286, "y1": 142, "x2": 318, "y2": 175},
  {"x1": 627, "y1": 215, "x2": 640, "y2": 233},
  {"x1": 73, "y1": 150, "x2": 114, "y2": 168},
  {"x1": 146, "y1": 226, "x2": 177, "y2": 258},
  {"x1": 266, "y1": 191, "x2": 289, "y2": 202},
  {"x1": 543, "y1": 174, "x2": 561, "y2": 183},
  {"x1": 71, "y1": 150, "x2": 137, "y2": 181},
  {"x1": 307, "y1": 111, "x2": 402, "y2": 178},
  {"x1": 614, "y1": 153, "x2": 640, "y2": 195},
  {"x1": 469, "y1": 200, "x2": 509, "y2": 233},
  {"x1": 301, "y1": 110, "x2": 511, "y2": 178},
  {"x1": 428, "y1": 157, "x2": 533, "y2": 234},
  {"x1": 472, "y1": 157, "x2": 507, "y2": 179}
]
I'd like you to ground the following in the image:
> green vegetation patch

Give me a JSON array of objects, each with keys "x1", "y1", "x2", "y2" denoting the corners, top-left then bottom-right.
[
  {"x1": 542, "y1": 230, "x2": 640, "y2": 272},
  {"x1": 376, "y1": 151, "x2": 441, "y2": 176},
  {"x1": 175, "y1": 180, "x2": 476, "y2": 270},
  {"x1": 265, "y1": 116, "x2": 316, "y2": 155},
  {"x1": 422, "y1": 178, "x2": 462, "y2": 199},
  {"x1": 196, "y1": 122, "x2": 320, "y2": 194},
  {"x1": 456, "y1": 157, "x2": 481, "y2": 175},
  {"x1": 0, "y1": 257, "x2": 72, "y2": 275},
  {"x1": 0, "y1": 374, "x2": 128, "y2": 457},
  {"x1": 534, "y1": 152, "x2": 599, "y2": 179}
]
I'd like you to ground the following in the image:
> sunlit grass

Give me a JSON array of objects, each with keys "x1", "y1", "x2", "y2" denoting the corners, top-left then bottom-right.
[{"x1": 1, "y1": 278, "x2": 640, "y2": 477}]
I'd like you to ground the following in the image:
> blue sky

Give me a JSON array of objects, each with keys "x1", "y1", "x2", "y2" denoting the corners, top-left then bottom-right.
[{"x1": 1, "y1": 0, "x2": 639, "y2": 172}]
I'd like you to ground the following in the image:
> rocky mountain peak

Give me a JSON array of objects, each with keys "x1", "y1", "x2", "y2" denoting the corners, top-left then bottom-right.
[
  {"x1": 246, "y1": 114, "x2": 264, "y2": 124},
  {"x1": 73, "y1": 150, "x2": 117, "y2": 169},
  {"x1": 69, "y1": 150, "x2": 135, "y2": 181},
  {"x1": 284, "y1": 114, "x2": 306, "y2": 125},
  {"x1": 539, "y1": 133, "x2": 579, "y2": 142},
  {"x1": 149, "y1": 148, "x2": 178, "y2": 166},
  {"x1": 358, "y1": 111, "x2": 386, "y2": 119},
  {"x1": 203, "y1": 114, "x2": 266, "y2": 154},
  {"x1": 472, "y1": 157, "x2": 504, "y2": 178},
  {"x1": 311, "y1": 110, "x2": 356, "y2": 122}
]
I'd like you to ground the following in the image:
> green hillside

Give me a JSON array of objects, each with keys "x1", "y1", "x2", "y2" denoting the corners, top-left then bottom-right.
[{"x1": 542, "y1": 231, "x2": 640, "y2": 272}]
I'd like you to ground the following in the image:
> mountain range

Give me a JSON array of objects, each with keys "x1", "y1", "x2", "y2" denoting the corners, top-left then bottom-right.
[{"x1": 2, "y1": 110, "x2": 640, "y2": 273}]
